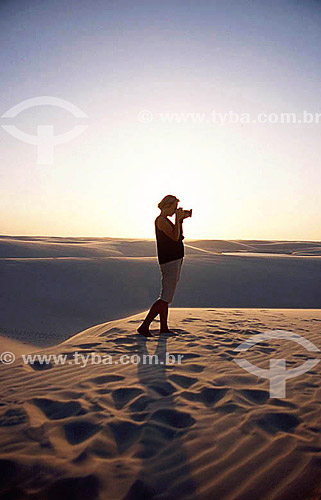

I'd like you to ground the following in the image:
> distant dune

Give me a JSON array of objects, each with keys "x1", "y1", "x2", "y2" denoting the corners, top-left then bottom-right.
[
  {"x1": 0, "y1": 236, "x2": 321, "y2": 346},
  {"x1": 2, "y1": 235, "x2": 321, "y2": 258}
]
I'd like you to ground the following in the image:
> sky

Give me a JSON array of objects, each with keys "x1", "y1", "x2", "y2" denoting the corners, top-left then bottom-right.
[{"x1": 1, "y1": 0, "x2": 321, "y2": 240}]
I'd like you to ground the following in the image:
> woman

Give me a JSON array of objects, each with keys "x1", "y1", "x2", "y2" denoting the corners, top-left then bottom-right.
[{"x1": 137, "y1": 194, "x2": 186, "y2": 337}]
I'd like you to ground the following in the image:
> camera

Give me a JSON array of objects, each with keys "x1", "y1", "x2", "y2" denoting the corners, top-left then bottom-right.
[
  {"x1": 176, "y1": 207, "x2": 192, "y2": 219},
  {"x1": 177, "y1": 208, "x2": 192, "y2": 219}
]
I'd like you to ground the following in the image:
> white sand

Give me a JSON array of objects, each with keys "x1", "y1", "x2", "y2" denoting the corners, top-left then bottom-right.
[
  {"x1": 1, "y1": 236, "x2": 321, "y2": 346},
  {"x1": 0, "y1": 308, "x2": 320, "y2": 500}
]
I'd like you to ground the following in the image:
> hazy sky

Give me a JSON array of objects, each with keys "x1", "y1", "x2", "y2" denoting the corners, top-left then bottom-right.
[{"x1": 1, "y1": 0, "x2": 321, "y2": 240}]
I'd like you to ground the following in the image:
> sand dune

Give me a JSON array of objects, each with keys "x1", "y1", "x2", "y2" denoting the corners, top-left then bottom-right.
[
  {"x1": 185, "y1": 239, "x2": 321, "y2": 255},
  {"x1": 1, "y1": 236, "x2": 321, "y2": 346},
  {"x1": 0, "y1": 236, "x2": 157, "y2": 259},
  {"x1": 0, "y1": 336, "x2": 40, "y2": 357},
  {"x1": 2, "y1": 235, "x2": 321, "y2": 258},
  {"x1": 0, "y1": 308, "x2": 320, "y2": 500}
]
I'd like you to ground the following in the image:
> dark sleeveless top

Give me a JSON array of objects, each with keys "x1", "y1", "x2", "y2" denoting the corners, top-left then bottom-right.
[{"x1": 155, "y1": 216, "x2": 185, "y2": 264}]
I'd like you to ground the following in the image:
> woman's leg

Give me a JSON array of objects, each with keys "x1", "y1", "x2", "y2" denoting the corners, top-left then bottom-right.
[
  {"x1": 137, "y1": 299, "x2": 168, "y2": 335},
  {"x1": 159, "y1": 259, "x2": 183, "y2": 333},
  {"x1": 159, "y1": 301, "x2": 169, "y2": 332},
  {"x1": 138, "y1": 258, "x2": 183, "y2": 336}
]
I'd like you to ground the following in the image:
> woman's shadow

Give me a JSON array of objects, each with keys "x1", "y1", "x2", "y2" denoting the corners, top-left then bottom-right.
[{"x1": 123, "y1": 330, "x2": 199, "y2": 500}]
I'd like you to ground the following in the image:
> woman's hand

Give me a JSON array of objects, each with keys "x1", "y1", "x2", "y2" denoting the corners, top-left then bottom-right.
[{"x1": 175, "y1": 208, "x2": 185, "y2": 221}]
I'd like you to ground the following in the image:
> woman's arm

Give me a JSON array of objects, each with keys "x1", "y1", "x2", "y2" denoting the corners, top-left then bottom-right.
[
  {"x1": 173, "y1": 214, "x2": 183, "y2": 241},
  {"x1": 158, "y1": 212, "x2": 184, "y2": 241}
]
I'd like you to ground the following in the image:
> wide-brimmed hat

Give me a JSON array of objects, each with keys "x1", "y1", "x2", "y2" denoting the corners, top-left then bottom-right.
[{"x1": 157, "y1": 194, "x2": 180, "y2": 209}]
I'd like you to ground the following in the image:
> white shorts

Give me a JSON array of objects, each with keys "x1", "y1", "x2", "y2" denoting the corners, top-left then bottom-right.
[{"x1": 158, "y1": 257, "x2": 183, "y2": 304}]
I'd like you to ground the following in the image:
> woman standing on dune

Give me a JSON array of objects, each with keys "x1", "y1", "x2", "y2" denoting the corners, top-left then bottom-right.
[{"x1": 137, "y1": 194, "x2": 187, "y2": 338}]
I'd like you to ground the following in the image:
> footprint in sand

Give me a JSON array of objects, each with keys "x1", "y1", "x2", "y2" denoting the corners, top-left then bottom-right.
[
  {"x1": 109, "y1": 420, "x2": 142, "y2": 454},
  {"x1": 128, "y1": 395, "x2": 151, "y2": 412},
  {"x1": 111, "y1": 387, "x2": 144, "y2": 410},
  {"x1": 180, "y1": 391, "x2": 199, "y2": 402},
  {"x1": 134, "y1": 423, "x2": 178, "y2": 459},
  {"x1": 149, "y1": 381, "x2": 176, "y2": 396},
  {"x1": 228, "y1": 341, "x2": 244, "y2": 348},
  {"x1": 64, "y1": 420, "x2": 101, "y2": 445},
  {"x1": 199, "y1": 387, "x2": 227, "y2": 406},
  {"x1": 150, "y1": 408, "x2": 196, "y2": 428},
  {"x1": 0, "y1": 407, "x2": 29, "y2": 426},
  {"x1": 255, "y1": 412, "x2": 301, "y2": 434},
  {"x1": 271, "y1": 399, "x2": 297, "y2": 409},
  {"x1": 240, "y1": 389, "x2": 270, "y2": 404},
  {"x1": 203, "y1": 344, "x2": 217, "y2": 351},
  {"x1": 90, "y1": 374, "x2": 125, "y2": 385},
  {"x1": 31, "y1": 398, "x2": 86, "y2": 420},
  {"x1": 28, "y1": 360, "x2": 53, "y2": 371},
  {"x1": 169, "y1": 374, "x2": 198, "y2": 389}
]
